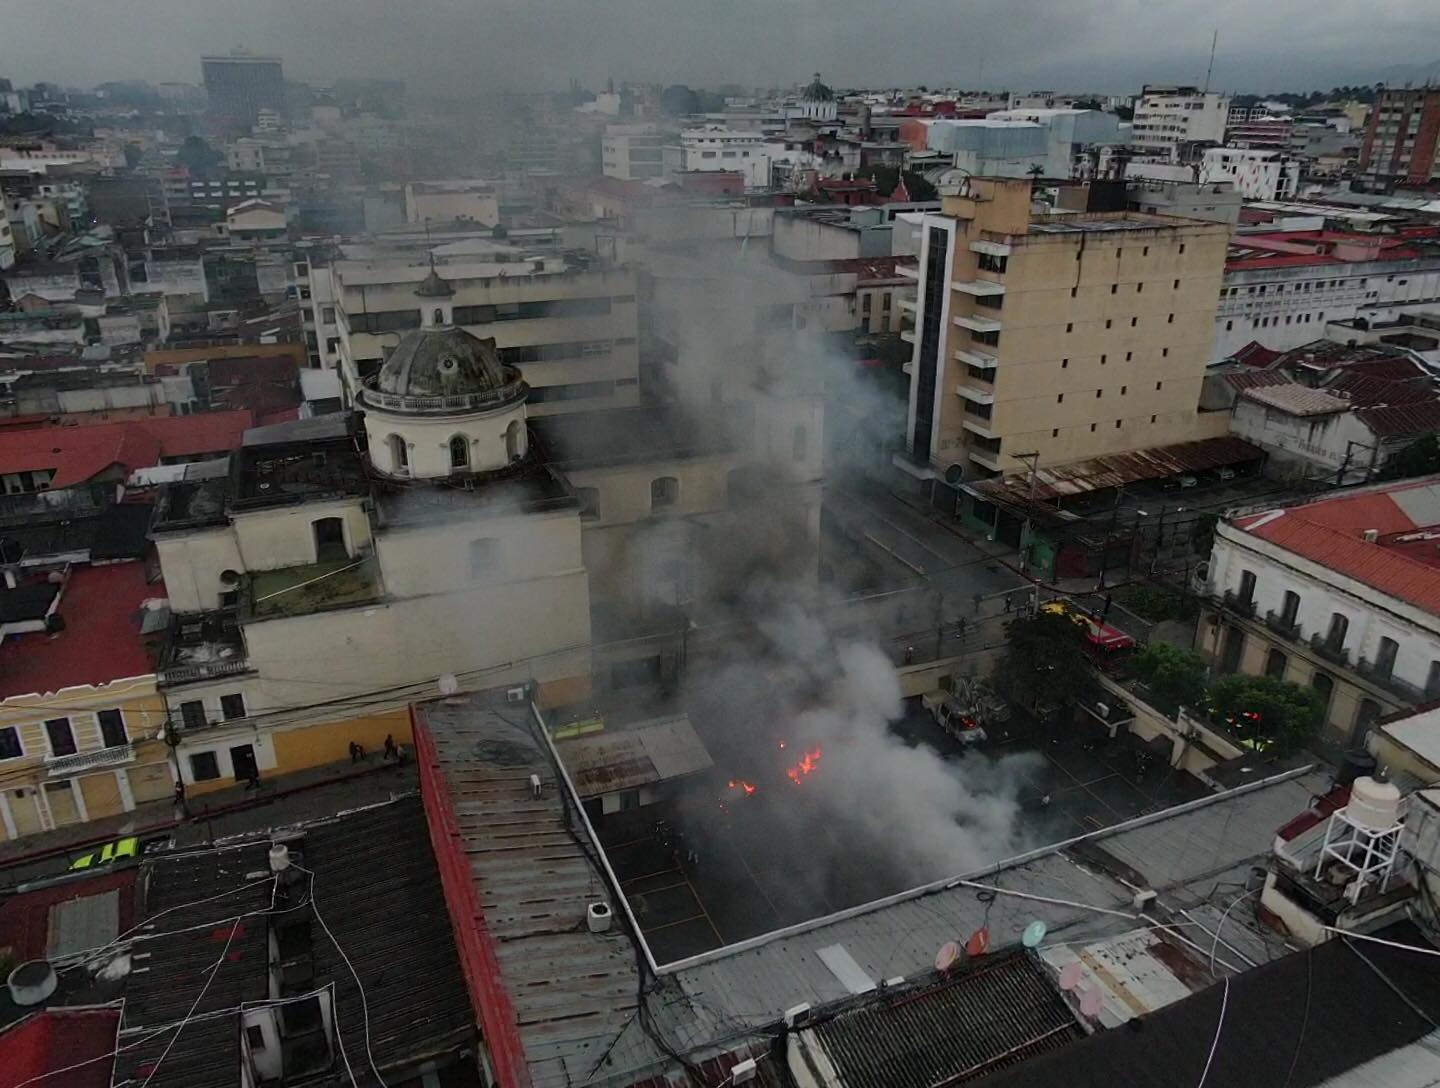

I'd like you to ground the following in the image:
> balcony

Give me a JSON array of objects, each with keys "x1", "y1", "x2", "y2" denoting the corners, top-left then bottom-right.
[
  {"x1": 1221, "y1": 589, "x2": 1256, "y2": 617},
  {"x1": 899, "y1": 297, "x2": 917, "y2": 315},
  {"x1": 47, "y1": 743, "x2": 136, "y2": 777},
  {"x1": 900, "y1": 329, "x2": 916, "y2": 344},
  {"x1": 955, "y1": 384, "x2": 995, "y2": 404},
  {"x1": 160, "y1": 658, "x2": 254, "y2": 686},
  {"x1": 1264, "y1": 610, "x2": 1302, "y2": 641},
  {"x1": 968, "y1": 447, "x2": 1004, "y2": 471},
  {"x1": 954, "y1": 347, "x2": 998, "y2": 369},
  {"x1": 952, "y1": 314, "x2": 1003, "y2": 334},
  {"x1": 159, "y1": 609, "x2": 253, "y2": 688},
  {"x1": 962, "y1": 418, "x2": 997, "y2": 439},
  {"x1": 1355, "y1": 658, "x2": 1429, "y2": 705},
  {"x1": 952, "y1": 279, "x2": 1006, "y2": 297},
  {"x1": 898, "y1": 264, "x2": 918, "y2": 279},
  {"x1": 1309, "y1": 633, "x2": 1350, "y2": 667}
]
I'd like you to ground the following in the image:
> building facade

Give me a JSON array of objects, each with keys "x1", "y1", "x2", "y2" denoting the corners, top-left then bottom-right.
[
  {"x1": 601, "y1": 125, "x2": 669, "y2": 181},
  {"x1": 1199, "y1": 476, "x2": 1440, "y2": 749},
  {"x1": 1200, "y1": 147, "x2": 1300, "y2": 201},
  {"x1": 1130, "y1": 86, "x2": 1230, "y2": 161},
  {"x1": 901, "y1": 177, "x2": 1229, "y2": 480},
  {"x1": 201, "y1": 53, "x2": 286, "y2": 128},
  {"x1": 1359, "y1": 87, "x2": 1440, "y2": 190}
]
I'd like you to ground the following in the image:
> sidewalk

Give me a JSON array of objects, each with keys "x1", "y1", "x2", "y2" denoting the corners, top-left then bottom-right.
[{"x1": 0, "y1": 755, "x2": 417, "y2": 878}]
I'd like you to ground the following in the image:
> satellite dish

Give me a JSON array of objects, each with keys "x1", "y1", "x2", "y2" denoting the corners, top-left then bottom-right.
[
  {"x1": 1059, "y1": 963, "x2": 1083, "y2": 991},
  {"x1": 965, "y1": 928, "x2": 990, "y2": 958},
  {"x1": 934, "y1": 941, "x2": 962, "y2": 973},
  {"x1": 1022, "y1": 921, "x2": 1048, "y2": 948},
  {"x1": 1080, "y1": 988, "x2": 1104, "y2": 1018},
  {"x1": 437, "y1": 673, "x2": 459, "y2": 696}
]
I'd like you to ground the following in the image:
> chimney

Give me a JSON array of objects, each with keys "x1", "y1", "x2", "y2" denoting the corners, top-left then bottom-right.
[{"x1": 1363, "y1": 528, "x2": 1379, "y2": 542}]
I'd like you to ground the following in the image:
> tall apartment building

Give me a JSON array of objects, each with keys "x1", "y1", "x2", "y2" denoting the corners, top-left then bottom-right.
[
  {"x1": 901, "y1": 177, "x2": 1229, "y2": 481},
  {"x1": 330, "y1": 250, "x2": 640, "y2": 416},
  {"x1": 1359, "y1": 86, "x2": 1440, "y2": 189},
  {"x1": 201, "y1": 52, "x2": 286, "y2": 127},
  {"x1": 1199, "y1": 147, "x2": 1300, "y2": 201},
  {"x1": 601, "y1": 125, "x2": 670, "y2": 181},
  {"x1": 1130, "y1": 86, "x2": 1230, "y2": 162}
]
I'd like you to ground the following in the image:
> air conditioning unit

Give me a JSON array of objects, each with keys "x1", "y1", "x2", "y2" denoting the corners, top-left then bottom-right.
[
  {"x1": 730, "y1": 1059, "x2": 758, "y2": 1085},
  {"x1": 505, "y1": 685, "x2": 528, "y2": 705},
  {"x1": 783, "y1": 1003, "x2": 811, "y2": 1028}
]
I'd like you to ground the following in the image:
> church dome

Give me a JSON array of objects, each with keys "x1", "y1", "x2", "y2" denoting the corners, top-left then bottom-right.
[
  {"x1": 803, "y1": 74, "x2": 834, "y2": 102},
  {"x1": 414, "y1": 267, "x2": 455, "y2": 298},
  {"x1": 370, "y1": 326, "x2": 524, "y2": 406}
]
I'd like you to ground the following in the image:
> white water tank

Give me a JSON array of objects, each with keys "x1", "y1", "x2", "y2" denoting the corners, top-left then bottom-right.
[
  {"x1": 586, "y1": 902, "x2": 612, "y2": 933},
  {"x1": 1347, "y1": 776, "x2": 1402, "y2": 831},
  {"x1": 8, "y1": 961, "x2": 57, "y2": 1007},
  {"x1": 269, "y1": 844, "x2": 291, "y2": 873}
]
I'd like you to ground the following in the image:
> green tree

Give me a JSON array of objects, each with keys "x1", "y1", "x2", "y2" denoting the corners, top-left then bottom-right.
[
  {"x1": 993, "y1": 610, "x2": 1093, "y2": 719},
  {"x1": 1208, "y1": 674, "x2": 1324, "y2": 755},
  {"x1": 176, "y1": 135, "x2": 222, "y2": 177},
  {"x1": 1131, "y1": 643, "x2": 1208, "y2": 717},
  {"x1": 902, "y1": 171, "x2": 938, "y2": 201},
  {"x1": 1112, "y1": 104, "x2": 1134, "y2": 122},
  {"x1": 1377, "y1": 433, "x2": 1440, "y2": 482}
]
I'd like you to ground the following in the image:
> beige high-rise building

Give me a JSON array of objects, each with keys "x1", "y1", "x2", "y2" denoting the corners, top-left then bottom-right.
[{"x1": 901, "y1": 177, "x2": 1230, "y2": 482}]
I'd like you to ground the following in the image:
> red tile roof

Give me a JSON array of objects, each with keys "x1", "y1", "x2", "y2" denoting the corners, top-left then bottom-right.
[
  {"x1": 0, "y1": 1009, "x2": 119, "y2": 1088},
  {"x1": 0, "y1": 412, "x2": 253, "y2": 486},
  {"x1": 0, "y1": 869, "x2": 138, "y2": 962},
  {"x1": 0, "y1": 563, "x2": 164, "y2": 699},
  {"x1": 1234, "y1": 477, "x2": 1440, "y2": 614},
  {"x1": 1223, "y1": 370, "x2": 1291, "y2": 391},
  {"x1": 1356, "y1": 399, "x2": 1440, "y2": 437},
  {"x1": 1230, "y1": 341, "x2": 1282, "y2": 368}
]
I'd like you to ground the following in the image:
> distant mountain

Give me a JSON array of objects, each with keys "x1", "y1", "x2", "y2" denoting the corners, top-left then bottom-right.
[{"x1": 1372, "y1": 60, "x2": 1440, "y2": 86}]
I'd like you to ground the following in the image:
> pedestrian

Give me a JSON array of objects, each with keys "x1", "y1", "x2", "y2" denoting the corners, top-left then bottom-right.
[
  {"x1": 383, "y1": 734, "x2": 398, "y2": 761},
  {"x1": 1041, "y1": 793, "x2": 1052, "y2": 808},
  {"x1": 348, "y1": 741, "x2": 361, "y2": 763},
  {"x1": 1004, "y1": 592, "x2": 1014, "y2": 613},
  {"x1": 904, "y1": 645, "x2": 915, "y2": 665},
  {"x1": 173, "y1": 779, "x2": 189, "y2": 821},
  {"x1": 244, "y1": 765, "x2": 261, "y2": 791},
  {"x1": 955, "y1": 616, "x2": 967, "y2": 639}
]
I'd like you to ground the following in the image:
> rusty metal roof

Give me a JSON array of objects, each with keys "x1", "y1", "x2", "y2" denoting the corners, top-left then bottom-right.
[
  {"x1": 973, "y1": 436, "x2": 1265, "y2": 506},
  {"x1": 556, "y1": 714, "x2": 712, "y2": 799}
]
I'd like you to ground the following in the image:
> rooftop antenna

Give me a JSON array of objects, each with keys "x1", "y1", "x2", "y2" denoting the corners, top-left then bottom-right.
[{"x1": 1202, "y1": 28, "x2": 1219, "y2": 94}]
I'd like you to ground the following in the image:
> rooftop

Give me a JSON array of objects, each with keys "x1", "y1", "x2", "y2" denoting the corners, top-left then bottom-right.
[
  {"x1": 1239, "y1": 382, "x2": 1351, "y2": 417},
  {"x1": 1231, "y1": 475, "x2": 1440, "y2": 615},
  {"x1": 0, "y1": 562, "x2": 163, "y2": 700},
  {"x1": 232, "y1": 417, "x2": 367, "y2": 511},
  {"x1": 243, "y1": 554, "x2": 382, "y2": 621},
  {"x1": 554, "y1": 714, "x2": 712, "y2": 798},
  {"x1": 0, "y1": 1008, "x2": 120, "y2": 1088},
  {"x1": 1026, "y1": 212, "x2": 1202, "y2": 235}
]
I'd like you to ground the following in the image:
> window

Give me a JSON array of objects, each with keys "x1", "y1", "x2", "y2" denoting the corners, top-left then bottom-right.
[
  {"x1": 651, "y1": 476, "x2": 679, "y2": 509},
  {"x1": 862, "y1": 294, "x2": 872, "y2": 313},
  {"x1": 1325, "y1": 612, "x2": 1349, "y2": 649},
  {"x1": 1070, "y1": 287, "x2": 1077, "y2": 298},
  {"x1": 1126, "y1": 352, "x2": 1133, "y2": 361},
  {"x1": 1057, "y1": 394, "x2": 1064, "y2": 403},
  {"x1": 1426, "y1": 661, "x2": 1440, "y2": 699},
  {"x1": 1121, "y1": 385, "x2": 1127, "y2": 395},
  {"x1": 1052, "y1": 429, "x2": 1059, "y2": 437},
  {"x1": 1090, "y1": 423, "x2": 1097, "y2": 432},
  {"x1": 977, "y1": 253, "x2": 1007, "y2": 274},
  {"x1": 389, "y1": 434, "x2": 409, "y2": 475},
  {"x1": 0, "y1": 726, "x2": 20, "y2": 760},
  {"x1": 321, "y1": 305, "x2": 336, "y2": 324},
  {"x1": 1162, "y1": 348, "x2": 1169, "y2": 357},
  {"x1": 469, "y1": 538, "x2": 498, "y2": 579},
  {"x1": 1105, "y1": 319, "x2": 1113, "y2": 329},
  {"x1": 792, "y1": 426, "x2": 808, "y2": 463},
  {"x1": 180, "y1": 700, "x2": 207, "y2": 730},
  {"x1": 1167, "y1": 314, "x2": 1174, "y2": 324},
  {"x1": 1173, "y1": 279, "x2": 1180, "y2": 289},
  {"x1": 1265, "y1": 649, "x2": 1288, "y2": 679},
  {"x1": 1280, "y1": 590, "x2": 1300, "y2": 626},
  {"x1": 1110, "y1": 285, "x2": 1117, "y2": 295},
  {"x1": 1179, "y1": 244, "x2": 1186, "y2": 254},
  {"x1": 1115, "y1": 420, "x2": 1122, "y2": 428},
  {"x1": 1155, "y1": 381, "x2": 1163, "y2": 390},
  {"x1": 1100, "y1": 354, "x2": 1107, "y2": 365},
  {"x1": 1374, "y1": 637, "x2": 1399, "y2": 678},
  {"x1": 505, "y1": 420, "x2": 524, "y2": 461},
  {"x1": 220, "y1": 694, "x2": 247, "y2": 721},
  {"x1": 246, "y1": 1026, "x2": 266, "y2": 1051},
  {"x1": 1136, "y1": 283, "x2": 1144, "y2": 293},
  {"x1": 97, "y1": 710, "x2": 127, "y2": 748},
  {"x1": 189, "y1": 751, "x2": 221, "y2": 782},
  {"x1": 1061, "y1": 358, "x2": 1069, "y2": 368},
  {"x1": 1130, "y1": 317, "x2": 1137, "y2": 327},
  {"x1": 449, "y1": 435, "x2": 470, "y2": 471},
  {"x1": 1096, "y1": 389, "x2": 1103, "y2": 398},
  {"x1": 1150, "y1": 415, "x2": 1157, "y2": 423},
  {"x1": 576, "y1": 487, "x2": 600, "y2": 520},
  {"x1": 45, "y1": 718, "x2": 76, "y2": 758},
  {"x1": 1238, "y1": 569, "x2": 1257, "y2": 604},
  {"x1": 350, "y1": 309, "x2": 420, "y2": 334},
  {"x1": 312, "y1": 517, "x2": 346, "y2": 563}
]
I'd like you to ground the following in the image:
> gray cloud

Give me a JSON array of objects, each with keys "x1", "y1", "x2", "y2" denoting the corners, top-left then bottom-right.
[{"x1": 5, "y1": 0, "x2": 1437, "y2": 94}]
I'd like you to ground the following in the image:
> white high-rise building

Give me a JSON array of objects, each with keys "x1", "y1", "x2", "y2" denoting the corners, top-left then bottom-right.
[{"x1": 1131, "y1": 85, "x2": 1230, "y2": 162}]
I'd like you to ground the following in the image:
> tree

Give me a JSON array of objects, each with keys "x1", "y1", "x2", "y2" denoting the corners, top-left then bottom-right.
[
  {"x1": 1112, "y1": 104, "x2": 1134, "y2": 122},
  {"x1": 1072, "y1": 98, "x2": 1104, "y2": 111},
  {"x1": 176, "y1": 135, "x2": 222, "y2": 177},
  {"x1": 903, "y1": 171, "x2": 938, "y2": 201},
  {"x1": 856, "y1": 165, "x2": 937, "y2": 201},
  {"x1": 1208, "y1": 674, "x2": 1324, "y2": 756},
  {"x1": 993, "y1": 610, "x2": 1093, "y2": 719},
  {"x1": 1377, "y1": 433, "x2": 1440, "y2": 482},
  {"x1": 1131, "y1": 643, "x2": 1208, "y2": 718},
  {"x1": 660, "y1": 84, "x2": 700, "y2": 117}
]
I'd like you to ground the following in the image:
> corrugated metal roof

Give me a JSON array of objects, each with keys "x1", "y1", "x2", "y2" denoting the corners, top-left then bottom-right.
[
  {"x1": 556, "y1": 714, "x2": 712, "y2": 798},
  {"x1": 974, "y1": 436, "x2": 1264, "y2": 506},
  {"x1": 46, "y1": 890, "x2": 118, "y2": 960},
  {"x1": 1241, "y1": 383, "x2": 1349, "y2": 417},
  {"x1": 1356, "y1": 400, "x2": 1440, "y2": 437},
  {"x1": 1225, "y1": 370, "x2": 1291, "y2": 391},
  {"x1": 1316, "y1": 1027, "x2": 1440, "y2": 1087}
]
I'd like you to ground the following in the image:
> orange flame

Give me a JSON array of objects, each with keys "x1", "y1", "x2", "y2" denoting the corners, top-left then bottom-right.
[
  {"x1": 727, "y1": 778, "x2": 758, "y2": 796},
  {"x1": 785, "y1": 747, "x2": 822, "y2": 785}
]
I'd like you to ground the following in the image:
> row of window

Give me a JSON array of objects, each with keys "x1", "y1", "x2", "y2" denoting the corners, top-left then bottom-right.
[
  {"x1": 1226, "y1": 312, "x2": 1323, "y2": 331},
  {"x1": 345, "y1": 296, "x2": 630, "y2": 334},
  {"x1": 1053, "y1": 381, "x2": 1164, "y2": 403},
  {"x1": 0, "y1": 709, "x2": 130, "y2": 761},
  {"x1": 176, "y1": 693, "x2": 248, "y2": 731},
  {"x1": 498, "y1": 337, "x2": 635, "y2": 364}
]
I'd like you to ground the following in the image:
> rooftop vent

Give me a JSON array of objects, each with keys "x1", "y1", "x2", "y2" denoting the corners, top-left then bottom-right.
[
  {"x1": 586, "y1": 902, "x2": 612, "y2": 933},
  {"x1": 8, "y1": 961, "x2": 57, "y2": 1007},
  {"x1": 1363, "y1": 528, "x2": 1379, "y2": 543}
]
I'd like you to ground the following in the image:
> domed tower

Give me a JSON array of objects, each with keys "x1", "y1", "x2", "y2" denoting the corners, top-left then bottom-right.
[
  {"x1": 361, "y1": 268, "x2": 529, "y2": 479},
  {"x1": 800, "y1": 73, "x2": 837, "y2": 123}
]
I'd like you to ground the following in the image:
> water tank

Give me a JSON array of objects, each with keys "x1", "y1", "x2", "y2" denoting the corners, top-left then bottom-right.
[
  {"x1": 1347, "y1": 776, "x2": 1402, "y2": 831},
  {"x1": 269, "y1": 844, "x2": 291, "y2": 873},
  {"x1": 8, "y1": 961, "x2": 57, "y2": 1007},
  {"x1": 586, "y1": 902, "x2": 612, "y2": 934}
]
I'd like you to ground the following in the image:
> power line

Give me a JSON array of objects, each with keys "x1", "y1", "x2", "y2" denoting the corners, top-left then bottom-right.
[
  {"x1": 139, "y1": 916, "x2": 242, "y2": 1088},
  {"x1": 1194, "y1": 976, "x2": 1230, "y2": 1088}
]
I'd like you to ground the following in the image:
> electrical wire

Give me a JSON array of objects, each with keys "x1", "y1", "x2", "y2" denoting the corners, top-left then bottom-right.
[
  {"x1": 1208, "y1": 889, "x2": 1255, "y2": 975},
  {"x1": 1279, "y1": 947, "x2": 1313, "y2": 1088},
  {"x1": 139, "y1": 916, "x2": 242, "y2": 1088},
  {"x1": 1320, "y1": 926, "x2": 1440, "y2": 957},
  {"x1": 1194, "y1": 976, "x2": 1230, "y2": 1088},
  {"x1": 291, "y1": 864, "x2": 388, "y2": 1088}
]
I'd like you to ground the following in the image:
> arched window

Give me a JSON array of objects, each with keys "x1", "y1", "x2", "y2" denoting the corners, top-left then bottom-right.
[
  {"x1": 312, "y1": 516, "x2": 347, "y2": 563},
  {"x1": 449, "y1": 435, "x2": 470, "y2": 471},
  {"x1": 433, "y1": 307, "x2": 444, "y2": 326},
  {"x1": 389, "y1": 434, "x2": 409, "y2": 475},
  {"x1": 650, "y1": 476, "x2": 679, "y2": 510},
  {"x1": 505, "y1": 420, "x2": 524, "y2": 462}
]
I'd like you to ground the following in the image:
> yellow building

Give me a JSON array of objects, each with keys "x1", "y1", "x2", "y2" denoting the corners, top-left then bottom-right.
[
  {"x1": 0, "y1": 562, "x2": 173, "y2": 842},
  {"x1": 901, "y1": 177, "x2": 1231, "y2": 482}
]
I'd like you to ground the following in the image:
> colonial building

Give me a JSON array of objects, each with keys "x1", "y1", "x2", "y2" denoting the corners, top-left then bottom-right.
[{"x1": 1199, "y1": 476, "x2": 1440, "y2": 749}]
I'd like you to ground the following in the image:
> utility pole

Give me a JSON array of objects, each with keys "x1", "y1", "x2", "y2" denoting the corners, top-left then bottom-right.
[{"x1": 1015, "y1": 451, "x2": 1040, "y2": 573}]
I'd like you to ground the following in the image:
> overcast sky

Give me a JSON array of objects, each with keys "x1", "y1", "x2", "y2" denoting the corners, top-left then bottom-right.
[{"x1": 6, "y1": 0, "x2": 1437, "y2": 96}]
